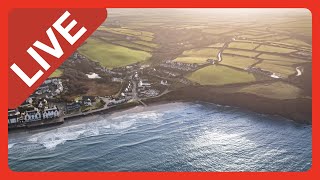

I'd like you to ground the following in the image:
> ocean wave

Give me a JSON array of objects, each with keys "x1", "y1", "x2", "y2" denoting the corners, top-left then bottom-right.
[
  {"x1": 28, "y1": 129, "x2": 86, "y2": 150},
  {"x1": 112, "y1": 136, "x2": 163, "y2": 150},
  {"x1": 23, "y1": 111, "x2": 164, "y2": 150},
  {"x1": 111, "y1": 111, "x2": 163, "y2": 121},
  {"x1": 8, "y1": 143, "x2": 16, "y2": 149}
]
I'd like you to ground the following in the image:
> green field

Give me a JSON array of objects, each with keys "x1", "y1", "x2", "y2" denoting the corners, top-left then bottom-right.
[
  {"x1": 186, "y1": 65, "x2": 256, "y2": 85},
  {"x1": 238, "y1": 82, "x2": 301, "y2": 99},
  {"x1": 49, "y1": 69, "x2": 63, "y2": 78},
  {"x1": 98, "y1": 27, "x2": 154, "y2": 41},
  {"x1": 220, "y1": 55, "x2": 257, "y2": 69},
  {"x1": 255, "y1": 61, "x2": 296, "y2": 78},
  {"x1": 223, "y1": 49, "x2": 260, "y2": 57},
  {"x1": 228, "y1": 42, "x2": 260, "y2": 50},
  {"x1": 78, "y1": 38, "x2": 152, "y2": 68},
  {"x1": 279, "y1": 39, "x2": 311, "y2": 47},
  {"x1": 173, "y1": 57, "x2": 210, "y2": 64},
  {"x1": 261, "y1": 60, "x2": 300, "y2": 66},
  {"x1": 256, "y1": 45, "x2": 297, "y2": 53},
  {"x1": 258, "y1": 54, "x2": 306, "y2": 63},
  {"x1": 174, "y1": 48, "x2": 220, "y2": 64},
  {"x1": 112, "y1": 41, "x2": 153, "y2": 52},
  {"x1": 133, "y1": 40, "x2": 159, "y2": 48}
]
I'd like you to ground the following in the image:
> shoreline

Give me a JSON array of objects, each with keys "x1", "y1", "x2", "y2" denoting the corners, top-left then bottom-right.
[
  {"x1": 144, "y1": 86, "x2": 312, "y2": 124},
  {"x1": 8, "y1": 87, "x2": 312, "y2": 133},
  {"x1": 8, "y1": 101, "x2": 141, "y2": 134}
]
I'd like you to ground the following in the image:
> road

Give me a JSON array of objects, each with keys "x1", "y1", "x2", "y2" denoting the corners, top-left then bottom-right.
[
  {"x1": 132, "y1": 79, "x2": 139, "y2": 100},
  {"x1": 217, "y1": 42, "x2": 229, "y2": 62}
]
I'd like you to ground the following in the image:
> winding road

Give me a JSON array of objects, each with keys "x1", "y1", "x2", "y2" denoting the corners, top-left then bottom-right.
[{"x1": 216, "y1": 41, "x2": 231, "y2": 62}]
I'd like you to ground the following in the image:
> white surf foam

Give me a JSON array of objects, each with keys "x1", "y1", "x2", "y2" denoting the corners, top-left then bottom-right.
[
  {"x1": 28, "y1": 128, "x2": 86, "y2": 150},
  {"x1": 24, "y1": 112, "x2": 162, "y2": 149},
  {"x1": 8, "y1": 143, "x2": 16, "y2": 149},
  {"x1": 24, "y1": 111, "x2": 164, "y2": 150}
]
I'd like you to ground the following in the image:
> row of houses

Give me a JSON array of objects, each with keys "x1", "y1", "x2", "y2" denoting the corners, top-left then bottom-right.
[
  {"x1": 8, "y1": 106, "x2": 61, "y2": 124},
  {"x1": 34, "y1": 78, "x2": 63, "y2": 97},
  {"x1": 24, "y1": 107, "x2": 60, "y2": 121},
  {"x1": 137, "y1": 79, "x2": 160, "y2": 98},
  {"x1": 107, "y1": 98, "x2": 127, "y2": 107},
  {"x1": 65, "y1": 96, "x2": 98, "y2": 113},
  {"x1": 121, "y1": 81, "x2": 134, "y2": 100},
  {"x1": 140, "y1": 89, "x2": 160, "y2": 98}
]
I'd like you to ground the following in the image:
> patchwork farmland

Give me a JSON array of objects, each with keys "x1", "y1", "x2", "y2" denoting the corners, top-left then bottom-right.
[{"x1": 71, "y1": 8, "x2": 311, "y2": 103}]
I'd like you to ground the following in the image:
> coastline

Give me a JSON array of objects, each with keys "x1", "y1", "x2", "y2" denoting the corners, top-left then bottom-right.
[
  {"x1": 143, "y1": 86, "x2": 312, "y2": 124},
  {"x1": 8, "y1": 101, "x2": 141, "y2": 134},
  {"x1": 8, "y1": 86, "x2": 312, "y2": 133}
]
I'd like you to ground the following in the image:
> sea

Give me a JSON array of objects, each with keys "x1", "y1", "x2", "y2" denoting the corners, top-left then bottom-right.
[{"x1": 8, "y1": 102, "x2": 312, "y2": 172}]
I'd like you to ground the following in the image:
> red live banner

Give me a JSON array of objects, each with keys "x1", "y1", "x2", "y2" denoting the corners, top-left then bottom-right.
[{"x1": 8, "y1": 9, "x2": 107, "y2": 109}]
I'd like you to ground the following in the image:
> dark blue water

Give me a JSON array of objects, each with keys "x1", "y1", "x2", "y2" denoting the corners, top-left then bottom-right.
[{"x1": 8, "y1": 102, "x2": 312, "y2": 172}]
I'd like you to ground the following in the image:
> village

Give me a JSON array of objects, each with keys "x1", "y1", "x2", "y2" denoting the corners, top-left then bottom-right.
[{"x1": 7, "y1": 53, "x2": 182, "y2": 129}]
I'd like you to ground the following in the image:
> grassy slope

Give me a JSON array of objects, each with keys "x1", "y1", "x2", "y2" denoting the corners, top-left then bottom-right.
[
  {"x1": 238, "y1": 82, "x2": 302, "y2": 99},
  {"x1": 255, "y1": 61, "x2": 296, "y2": 78},
  {"x1": 186, "y1": 65, "x2": 256, "y2": 85},
  {"x1": 112, "y1": 41, "x2": 153, "y2": 52},
  {"x1": 174, "y1": 48, "x2": 220, "y2": 64},
  {"x1": 133, "y1": 41, "x2": 159, "y2": 48},
  {"x1": 78, "y1": 38, "x2": 152, "y2": 68},
  {"x1": 258, "y1": 54, "x2": 307, "y2": 63},
  {"x1": 228, "y1": 42, "x2": 260, "y2": 50},
  {"x1": 279, "y1": 39, "x2": 311, "y2": 47},
  {"x1": 220, "y1": 55, "x2": 257, "y2": 69},
  {"x1": 97, "y1": 27, "x2": 154, "y2": 41},
  {"x1": 256, "y1": 45, "x2": 297, "y2": 53},
  {"x1": 223, "y1": 49, "x2": 260, "y2": 57},
  {"x1": 173, "y1": 57, "x2": 211, "y2": 64}
]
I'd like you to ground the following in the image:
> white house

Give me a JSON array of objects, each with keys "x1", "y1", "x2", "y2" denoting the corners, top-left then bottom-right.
[
  {"x1": 24, "y1": 109, "x2": 42, "y2": 122},
  {"x1": 83, "y1": 98, "x2": 92, "y2": 106},
  {"x1": 42, "y1": 107, "x2": 60, "y2": 119},
  {"x1": 113, "y1": 98, "x2": 126, "y2": 104},
  {"x1": 38, "y1": 101, "x2": 43, "y2": 108}
]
